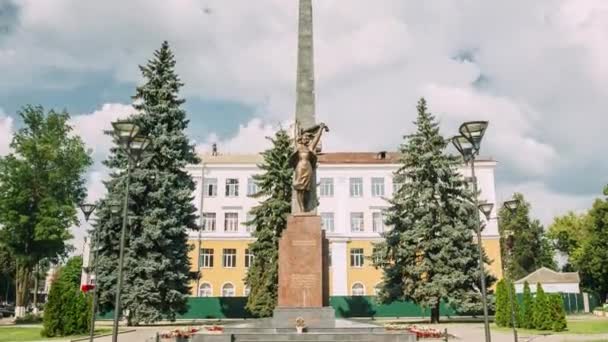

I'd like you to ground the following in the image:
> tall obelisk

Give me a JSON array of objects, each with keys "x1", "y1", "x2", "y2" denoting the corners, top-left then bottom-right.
[
  {"x1": 295, "y1": 0, "x2": 316, "y2": 131},
  {"x1": 274, "y1": 0, "x2": 334, "y2": 328}
]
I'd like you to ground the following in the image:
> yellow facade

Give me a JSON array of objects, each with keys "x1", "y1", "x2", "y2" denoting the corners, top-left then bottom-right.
[
  {"x1": 188, "y1": 239, "x2": 253, "y2": 297},
  {"x1": 345, "y1": 240, "x2": 383, "y2": 296},
  {"x1": 187, "y1": 237, "x2": 503, "y2": 297}
]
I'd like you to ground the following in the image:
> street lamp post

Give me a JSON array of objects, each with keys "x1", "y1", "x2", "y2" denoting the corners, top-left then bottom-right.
[
  {"x1": 480, "y1": 199, "x2": 520, "y2": 342},
  {"x1": 79, "y1": 203, "x2": 97, "y2": 342},
  {"x1": 452, "y1": 120, "x2": 491, "y2": 342},
  {"x1": 110, "y1": 120, "x2": 151, "y2": 342}
]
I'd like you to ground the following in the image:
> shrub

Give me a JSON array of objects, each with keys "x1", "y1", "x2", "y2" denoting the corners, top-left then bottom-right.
[
  {"x1": 506, "y1": 280, "x2": 520, "y2": 328},
  {"x1": 494, "y1": 279, "x2": 509, "y2": 327},
  {"x1": 520, "y1": 281, "x2": 534, "y2": 329},
  {"x1": 548, "y1": 294, "x2": 567, "y2": 332},
  {"x1": 15, "y1": 312, "x2": 43, "y2": 324},
  {"x1": 532, "y1": 283, "x2": 552, "y2": 330},
  {"x1": 41, "y1": 256, "x2": 91, "y2": 337}
]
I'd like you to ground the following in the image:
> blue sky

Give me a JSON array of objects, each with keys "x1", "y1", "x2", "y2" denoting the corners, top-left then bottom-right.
[{"x1": 1, "y1": 0, "x2": 607, "y2": 248}]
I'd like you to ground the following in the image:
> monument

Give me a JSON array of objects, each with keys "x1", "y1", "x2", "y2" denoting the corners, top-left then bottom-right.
[
  {"x1": 271, "y1": 0, "x2": 334, "y2": 329},
  {"x1": 193, "y1": 1, "x2": 415, "y2": 340}
]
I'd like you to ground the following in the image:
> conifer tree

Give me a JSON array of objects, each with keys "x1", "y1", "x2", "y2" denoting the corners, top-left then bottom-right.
[
  {"x1": 506, "y1": 280, "x2": 520, "y2": 328},
  {"x1": 373, "y1": 98, "x2": 494, "y2": 323},
  {"x1": 520, "y1": 281, "x2": 534, "y2": 329},
  {"x1": 498, "y1": 193, "x2": 556, "y2": 279},
  {"x1": 548, "y1": 294, "x2": 567, "y2": 332},
  {"x1": 494, "y1": 279, "x2": 509, "y2": 327},
  {"x1": 244, "y1": 129, "x2": 293, "y2": 317},
  {"x1": 532, "y1": 283, "x2": 551, "y2": 330},
  {"x1": 42, "y1": 256, "x2": 91, "y2": 337},
  {"x1": 94, "y1": 41, "x2": 199, "y2": 324}
]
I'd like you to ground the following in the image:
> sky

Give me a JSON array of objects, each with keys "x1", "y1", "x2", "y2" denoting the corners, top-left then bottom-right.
[{"x1": 1, "y1": 0, "x2": 607, "y2": 251}]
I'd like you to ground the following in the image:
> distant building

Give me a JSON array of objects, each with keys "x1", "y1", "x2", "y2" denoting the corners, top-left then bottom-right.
[
  {"x1": 184, "y1": 152, "x2": 502, "y2": 297},
  {"x1": 514, "y1": 267, "x2": 580, "y2": 294}
]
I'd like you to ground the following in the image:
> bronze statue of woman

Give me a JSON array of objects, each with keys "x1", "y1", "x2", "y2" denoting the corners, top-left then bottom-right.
[{"x1": 290, "y1": 122, "x2": 329, "y2": 213}]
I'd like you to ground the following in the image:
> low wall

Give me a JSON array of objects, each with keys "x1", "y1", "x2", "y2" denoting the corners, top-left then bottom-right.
[{"x1": 98, "y1": 293, "x2": 593, "y2": 320}]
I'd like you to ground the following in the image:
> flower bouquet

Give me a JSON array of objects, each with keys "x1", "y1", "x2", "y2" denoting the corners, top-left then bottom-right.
[{"x1": 295, "y1": 317, "x2": 306, "y2": 333}]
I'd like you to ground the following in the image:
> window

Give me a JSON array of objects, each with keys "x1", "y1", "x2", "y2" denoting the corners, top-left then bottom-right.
[
  {"x1": 372, "y1": 212, "x2": 384, "y2": 233},
  {"x1": 222, "y1": 248, "x2": 236, "y2": 268},
  {"x1": 222, "y1": 283, "x2": 235, "y2": 297},
  {"x1": 244, "y1": 286, "x2": 251, "y2": 296},
  {"x1": 199, "y1": 283, "x2": 212, "y2": 297},
  {"x1": 225, "y1": 178, "x2": 239, "y2": 197},
  {"x1": 224, "y1": 212, "x2": 239, "y2": 232},
  {"x1": 372, "y1": 247, "x2": 383, "y2": 265},
  {"x1": 245, "y1": 249, "x2": 254, "y2": 268},
  {"x1": 321, "y1": 212, "x2": 334, "y2": 232},
  {"x1": 350, "y1": 248, "x2": 364, "y2": 267},
  {"x1": 204, "y1": 178, "x2": 217, "y2": 197},
  {"x1": 351, "y1": 282, "x2": 365, "y2": 296},
  {"x1": 371, "y1": 177, "x2": 385, "y2": 197},
  {"x1": 247, "y1": 178, "x2": 258, "y2": 196},
  {"x1": 319, "y1": 178, "x2": 334, "y2": 197},
  {"x1": 202, "y1": 212, "x2": 216, "y2": 232},
  {"x1": 349, "y1": 178, "x2": 363, "y2": 197},
  {"x1": 200, "y1": 248, "x2": 214, "y2": 268},
  {"x1": 245, "y1": 213, "x2": 255, "y2": 233},
  {"x1": 350, "y1": 212, "x2": 364, "y2": 232}
]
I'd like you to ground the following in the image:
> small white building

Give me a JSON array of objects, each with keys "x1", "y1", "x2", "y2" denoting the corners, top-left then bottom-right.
[{"x1": 514, "y1": 267, "x2": 580, "y2": 294}]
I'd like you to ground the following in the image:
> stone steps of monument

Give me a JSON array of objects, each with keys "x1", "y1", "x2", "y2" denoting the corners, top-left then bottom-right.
[{"x1": 233, "y1": 333, "x2": 414, "y2": 342}]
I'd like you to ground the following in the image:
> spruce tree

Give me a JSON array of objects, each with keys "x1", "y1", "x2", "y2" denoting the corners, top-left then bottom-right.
[
  {"x1": 244, "y1": 129, "x2": 293, "y2": 317},
  {"x1": 373, "y1": 98, "x2": 494, "y2": 323},
  {"x1": 520, "y1": 281, "x2": 534, "y2": 329},
  {"x1": 494, "y1": 279, "x2": 509, "y2": 327},
  {"x1": 94, "y1": 41, "x2": 199, "y2": 324},
  {"x1": 498, "y1": 193, "x2": 556, "y2": 279}
]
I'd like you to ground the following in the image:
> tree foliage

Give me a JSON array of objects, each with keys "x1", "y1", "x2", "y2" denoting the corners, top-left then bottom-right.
[
  {"x1": 94, "y1": 41, "x2": 199, "y2": 324},
  {"x1": 520, "y1": 281, "x2": 534, "y2": 329},
  {"x1": 0, "y1": 106, "x2": 91, "y2": 310},
  {"x1": 42, "y1": 256, "x2": 91, "y2": 337},
  {"x1": 244, "y1": 129, "x2": 293, "y2": 317},
  {"x1": 498, "y1": 193, "x2": 556, "y2": 280},
  {"x1": 570, "y1": 194, "x2": 608, "y2": 301},
  {"x1": 494, "y1": 279, "x2": 509, "y2": 327},
  {"x1": 531, "y1": 283, "x2": 552, "y2": 330},
  {"x1": 548, "y1": 294, "x2": 567, "y2": 332},
  {"x1": 373, "y1": 98, "x2": 494, "y2": 323}
]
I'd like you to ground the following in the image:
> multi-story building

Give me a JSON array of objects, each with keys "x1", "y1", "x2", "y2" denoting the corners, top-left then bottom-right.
[{"x1": 185, "y1": 151, "x2": 501, "y2": 298}]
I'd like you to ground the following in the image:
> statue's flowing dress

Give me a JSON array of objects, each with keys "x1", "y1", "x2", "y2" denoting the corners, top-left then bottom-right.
[{"x1": 292, "y1": 144, "x2": 316, "y2": 192}]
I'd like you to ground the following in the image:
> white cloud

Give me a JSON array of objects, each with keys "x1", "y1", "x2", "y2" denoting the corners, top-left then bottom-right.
[
  {"x1": 196, "y1": 118, "x2": 281, "y2": 155},
  {"x1": 497, "y1": 181, "x2": 596, "y2": 227},
  {"x1": 69, "y1": 103, "x2": 135, "y2": 160},
  {"x1": 2, "y1": 0, "x2": 608, "y2": 223},
  {"x1": 0, "y1": 109, "x2": 13, "y2": 156}
]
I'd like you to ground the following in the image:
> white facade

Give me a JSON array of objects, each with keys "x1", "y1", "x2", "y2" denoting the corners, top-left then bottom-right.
[
  {"x1": 185, "y1": 152, "x2": 499, "y2": 296},
  {"x1": 514, "y1": 283, "x2": 580, "y2": 294},
  {"x1": 186, "y1": 154, "x2": 499, "y2": 239}
]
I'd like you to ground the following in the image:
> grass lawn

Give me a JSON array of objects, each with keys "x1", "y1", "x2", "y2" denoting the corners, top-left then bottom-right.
[
  {"x1": 493, "y1": 318, "x2": 608, "y2": 335},
  {"x1": 0, "y1": 327, "x2": 111, "y2": 342}
]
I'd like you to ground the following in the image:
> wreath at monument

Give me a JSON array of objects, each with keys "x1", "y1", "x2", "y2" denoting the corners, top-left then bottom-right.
[{"x1": 295, "y1": 317, "x2": 306, "y2": 333}]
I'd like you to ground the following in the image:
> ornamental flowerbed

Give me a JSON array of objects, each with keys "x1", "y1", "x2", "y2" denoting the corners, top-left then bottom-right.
[
  {"x1": 385, "y1": 324, "x2": 445, "y2": 339},
  {"x1": 159, "y1": 327, "x2": 200, "y2": 340}
]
